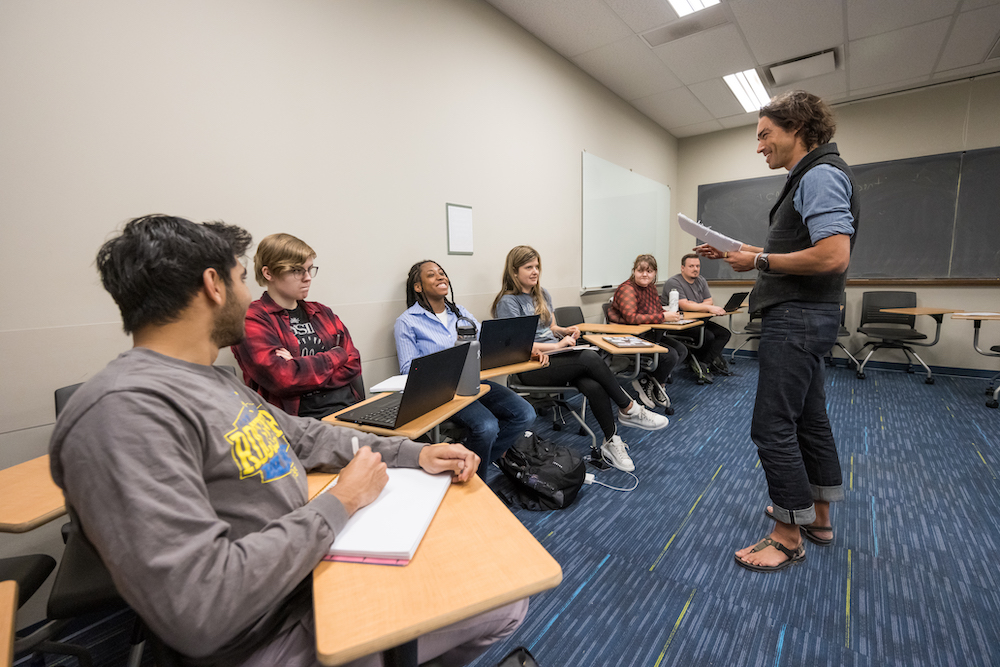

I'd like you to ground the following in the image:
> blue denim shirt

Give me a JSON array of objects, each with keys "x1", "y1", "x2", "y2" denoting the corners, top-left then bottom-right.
[
  {"x1": 793, "y1": 164, "x2": 856, "y2": 244},
  {"x1": 393, "y1": 302, "x2": 479, "y2": 374}
]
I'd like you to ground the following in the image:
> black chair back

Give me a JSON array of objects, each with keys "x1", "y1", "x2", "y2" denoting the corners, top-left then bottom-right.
[
  {"x1": 54, "y1": 383, "x2": 84, "y2": 418},
  {"x1": 554, "y1": 306, "x2": 585, "y2": 327},
  {"x1": 860, "y1": 291, "x2": 917, "y2": 328},
  {"x1": 601, "y1": 302, "x2": 612, "y2": 324}
]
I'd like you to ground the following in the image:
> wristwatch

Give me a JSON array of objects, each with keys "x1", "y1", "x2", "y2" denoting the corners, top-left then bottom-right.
[{"x1": 755, "y1": 252, "x2": 770, "y2": 273}]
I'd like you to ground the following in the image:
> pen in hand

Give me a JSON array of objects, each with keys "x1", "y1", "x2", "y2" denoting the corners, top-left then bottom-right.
[{"x1": 352, "y1": 436, "x2": 359, "y2": 457}]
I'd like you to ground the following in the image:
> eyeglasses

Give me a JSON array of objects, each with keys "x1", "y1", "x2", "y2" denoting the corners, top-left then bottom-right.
[{"x1": 289, "y1": 266, "x2": 319, "y2": 279}]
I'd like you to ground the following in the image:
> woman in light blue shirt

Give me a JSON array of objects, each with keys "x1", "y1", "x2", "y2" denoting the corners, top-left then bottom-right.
[
  {"x1": 491, "y1": 245, "x2": 670, "y2": 473},
  {"x1": 394, "y1": 260, "x2": 535, "y2": 478}
]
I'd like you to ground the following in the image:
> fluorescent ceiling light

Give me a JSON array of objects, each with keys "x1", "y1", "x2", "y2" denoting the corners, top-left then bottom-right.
[
  {"x1": 667, "y1": 0, "x2": 720, "y2": 18},
  {"x1": 724, "y1": 69, "x2": 770, "y2": 112}
]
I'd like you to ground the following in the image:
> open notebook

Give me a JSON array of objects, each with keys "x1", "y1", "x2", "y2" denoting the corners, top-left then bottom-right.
[{"x1": 322, "y1": 469, "x2": 452, "y2": 566}]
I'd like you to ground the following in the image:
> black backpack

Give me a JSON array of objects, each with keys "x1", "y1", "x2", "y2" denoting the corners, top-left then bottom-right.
[{"x1": 496, "y1": 431, "x2": 586, "y2": 510}]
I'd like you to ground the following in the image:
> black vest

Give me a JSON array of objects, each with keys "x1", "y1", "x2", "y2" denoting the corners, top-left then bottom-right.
[{"x1": 749, "y1": 142, "x2": 860, "y2": 314}]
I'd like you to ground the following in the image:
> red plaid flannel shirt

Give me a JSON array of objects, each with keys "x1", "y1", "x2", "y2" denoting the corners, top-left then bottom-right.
[
  {"x1": 607, "y1": 279, "x2": 666, "y2": 325},
  {"x1": 231, "y1": 292, "x2": 361, "y2": 416}
]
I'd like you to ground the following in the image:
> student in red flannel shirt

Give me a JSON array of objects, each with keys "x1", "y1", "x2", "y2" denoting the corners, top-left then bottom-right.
[
  {"x1": 607, "y1": 254, "x2": 689, "y2": 410},
  {"x1": 232, "y1": 234, "x2": 362, "y2": 418}
]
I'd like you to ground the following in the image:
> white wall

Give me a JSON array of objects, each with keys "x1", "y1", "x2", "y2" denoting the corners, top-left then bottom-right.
[
  {"x1": 0, "y1": 0, "x2": 677, "y2": 624},
  {"x1": 676, "y1": 77, "x2": 1000, "y2": 370}
]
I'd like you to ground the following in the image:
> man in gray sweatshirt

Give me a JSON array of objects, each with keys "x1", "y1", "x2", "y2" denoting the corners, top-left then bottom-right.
[{"x1": 49, "y1": 214, "x2": 526, "y2": 666}]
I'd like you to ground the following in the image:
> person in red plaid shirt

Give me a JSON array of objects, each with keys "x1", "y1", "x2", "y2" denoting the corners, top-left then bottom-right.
[
  {"x1": 607, "y1": 254, "x2": 689, "y2": 410},
  {"x1": 232, "y1": 234, "x2": 362, "y2": 418}
]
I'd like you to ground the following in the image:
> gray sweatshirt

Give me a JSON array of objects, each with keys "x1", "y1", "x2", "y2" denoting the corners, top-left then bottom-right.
[{"x1": 49, "y1": 348, "x2": 424, "y2": 663}]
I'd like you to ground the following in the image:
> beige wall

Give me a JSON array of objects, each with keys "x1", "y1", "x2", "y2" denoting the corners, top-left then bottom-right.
[
  {"x1": 676, "y1": 77, "x2": 1000, "y2": 369},
  {"x1": 0, "y1": 0, "x2": 677, "y2": 620}
]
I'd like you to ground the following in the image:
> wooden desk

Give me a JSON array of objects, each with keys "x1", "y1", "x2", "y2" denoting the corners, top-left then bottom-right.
[
  {"x1": 576, "y1": 322, "x2": 651, "y2": 335},
  {"x1": 311, "y1": 474, "x2": 562, "y2": 666},
  {"x1": 1, "y1": 580, "x2": 15, "y2": 667},
  {"x1": 480, "y1": 360, "x2": 544, "y2": 381},
  {"x1": 581, "y1": 334, "x2": 669, "y2": 355},
  {"x1": 0, "y1": 455, "x2": 66, "y2": 533},
  {"x1": 952, "y1": 312, "x2": 1000, "y2": 408},
  {"x1": 648, "y1": 319, "x2": 704, "y2": 332},
  {"x1": 324, "y1": 386, "x2": 490, "y2": 441}
]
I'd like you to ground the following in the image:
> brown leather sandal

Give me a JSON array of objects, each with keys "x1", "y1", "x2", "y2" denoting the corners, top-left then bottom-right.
[{"x1": 734, "y1": 537, "x2": 805, "y2": 572}]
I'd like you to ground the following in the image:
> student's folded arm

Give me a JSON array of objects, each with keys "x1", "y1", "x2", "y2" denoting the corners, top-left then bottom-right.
[
  {"x1": 320, "y1": 315, "x2": 362, "y2": 390},
  {"x1": 56, "y1": 394, "x2": 345, "y2": 658},
  {"x1": 234, "y1": 310, "x2": 338, "y2": 397}
]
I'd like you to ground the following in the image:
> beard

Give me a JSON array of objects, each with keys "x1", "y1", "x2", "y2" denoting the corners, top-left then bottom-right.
[{"x1": 210, "y1": 284, "x2": 247, "y2": 348}]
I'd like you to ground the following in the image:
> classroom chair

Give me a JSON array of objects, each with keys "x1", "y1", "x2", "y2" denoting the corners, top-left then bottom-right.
[
  {"x1": 855, "y1": 291, "x2": 934, "y2": 383},
  {"x1": 729, "y1": 311, "x2": 762, "y2": 363},
  {"x1": 554, "y1": 306, "x2": 585, "y2": 328},
  {"x1": 827, "y1": 291, "x2": 861, "y2": 371},
  {"x1": 506, "y1": 374, "x2": 601, "y2": 467}
]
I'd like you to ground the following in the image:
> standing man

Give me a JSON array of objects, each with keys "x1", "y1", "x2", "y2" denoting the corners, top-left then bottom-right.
[
  {"x1": 50, "y1": 215, "x2": 526, "y2": 665},
  {"x1": 696, "y1": 91, "x2": 859, "y2": 572},
  {"x1": 661, "y1": 253, "x2": 733, "y2": 377}
]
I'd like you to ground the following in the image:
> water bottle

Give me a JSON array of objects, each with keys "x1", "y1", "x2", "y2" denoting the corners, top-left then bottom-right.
[
  {"x1": 455, "y1": 318, "x2": 481, "y2": 396},
  {"x1": 667, "y1": 289, "x2": 679, "y2": 313}
]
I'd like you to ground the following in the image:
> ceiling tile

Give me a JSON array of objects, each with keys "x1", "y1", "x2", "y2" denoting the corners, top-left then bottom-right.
[
  {"x1": 729, "y1": 0, "x2": 844, "y2": 64},
  {"x1": 848, "y1": 18, "x2": 951, "y2": 90},
  {"x1": 652, "y1": 24, "x2": 755, "y2": 85},
  {"x1": 572, "y1": 36, "x2": 684, "y2": 100},
  {"x1": 631, "y1": 86, "x2": 712, "y2": 128},
  {"x1": 688, "y1": 79, "x2": 744, "y2": 117},
  {"x1": 483, "y1": 0, "x2": 633, "y2": 57},
  {"x1": 719, "y1": 112, "x2": 759, "y2": 130},
  {"x1": 602, "y1": 0, "x2": 677, "y2": 33},
  {"x1": 936, "y1": 6, "x2": 1000, "y2": 72},
  {"x1": 669, "y1": 119, "x2": 726, "y2": 137},
  {"x1": 846, "y1": 0, "x2": 960, "y2": 41}
]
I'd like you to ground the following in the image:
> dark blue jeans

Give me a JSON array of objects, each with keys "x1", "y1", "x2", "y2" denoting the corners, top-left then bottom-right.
[
  {"x1": 450, "y1": 380, "x2": 535, "y2": 477},
  {"x1": 750, "y1": 302, "x2": 844, "y2": 525}
]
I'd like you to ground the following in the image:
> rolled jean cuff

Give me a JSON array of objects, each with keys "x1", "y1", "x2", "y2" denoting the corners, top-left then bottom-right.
[
  {"x1": 812, "y1": 484, "x2": 844, "y2": 502},
  {"x1": 768, "y1": 504, "x2": 816, "y2": 526}
]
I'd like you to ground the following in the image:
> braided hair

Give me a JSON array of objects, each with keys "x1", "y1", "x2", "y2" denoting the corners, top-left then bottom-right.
[{"x1": 405, "y1": 260, "x2": 462, "y2": 317}]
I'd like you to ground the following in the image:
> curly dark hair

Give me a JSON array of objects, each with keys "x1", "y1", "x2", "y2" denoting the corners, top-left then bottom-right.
[
  {"x1": 96, "y1": 214, "x2": 252, "y2": 334},
  {"x1": 759, "y1": 90, "x2": 836, "y2": 149}
]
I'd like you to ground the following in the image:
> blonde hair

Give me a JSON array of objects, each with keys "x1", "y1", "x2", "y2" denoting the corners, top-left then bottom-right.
[
  {"x1": 253, "y1": 233, "x2": 316, "y2": 287},
  {"x1": 491, "y1": 245, "x2": 551, "y2": 325}
]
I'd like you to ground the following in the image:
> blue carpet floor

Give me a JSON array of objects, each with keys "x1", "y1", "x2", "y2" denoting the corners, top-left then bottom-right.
[
  {"x1": 18, "y1": 359, "x2": 1000, "y2": 666},
  {"x1": 470, "y1": 359, "x2": 1000, "y2": 667}
]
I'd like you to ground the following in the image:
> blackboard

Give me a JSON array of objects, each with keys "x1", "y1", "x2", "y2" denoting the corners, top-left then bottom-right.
[{"x1": 696, "y1": 146, "x2": 1000, "y2": 280}]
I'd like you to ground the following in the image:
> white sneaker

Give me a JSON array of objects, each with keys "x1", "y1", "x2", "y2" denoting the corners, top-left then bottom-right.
[
  {"x1": 631, "y1": 378, "x2": 656, "y2": 408},
  {"x1": 601, "y1": 435, "x2": 635, "y2": 472},
  {"x1": 619, "y1": 402, "x2": 669, "y2": 431}
]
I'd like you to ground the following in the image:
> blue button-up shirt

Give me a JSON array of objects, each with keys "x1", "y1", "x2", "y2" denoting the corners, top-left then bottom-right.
[
  {"x1": 793, "y1": 164, "x2": 856, "y2": 244},
  {"x1": 393, "y1": 302, "x2": 480, "y2": 374}
]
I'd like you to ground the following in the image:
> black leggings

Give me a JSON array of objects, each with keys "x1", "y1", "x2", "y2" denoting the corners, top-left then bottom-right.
[
  {"x1": 517, "y1": 349, "x2": 631, "y2": 440},
  {"x1": 640, "y1": 333, "x2": 688, "y2": 383}
]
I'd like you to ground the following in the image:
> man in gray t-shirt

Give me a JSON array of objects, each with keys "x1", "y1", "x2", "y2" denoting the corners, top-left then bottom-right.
[
  {"x1": 49, "y1": 215, "x2": 524, "y2": 666},
  {"x1": 662, "y1": 254, "x2": 732, "y2": 374}
]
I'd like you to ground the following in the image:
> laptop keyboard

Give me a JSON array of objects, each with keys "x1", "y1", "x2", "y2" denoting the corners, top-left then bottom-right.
[{"x1": 359, "y1": 403, "x2": 400, "y2": 427}]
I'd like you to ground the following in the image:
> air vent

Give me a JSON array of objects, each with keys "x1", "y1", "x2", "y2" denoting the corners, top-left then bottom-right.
[
  {"x1": 766, "y1": 50, "x2": 838, "y2": 86},
  {"x1": 988, "y1": 35, "x2": 1000, "y2": 60},
  {"x1": 640, "y1": 4, "x2": 728, "y2": 48}
]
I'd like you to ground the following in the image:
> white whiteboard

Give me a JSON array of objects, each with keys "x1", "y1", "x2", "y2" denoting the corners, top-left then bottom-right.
[{"x1": 582, "y1": 152, "x2": 671, "y2": 292}]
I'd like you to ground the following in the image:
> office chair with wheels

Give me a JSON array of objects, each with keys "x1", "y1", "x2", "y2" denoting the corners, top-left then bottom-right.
[
  {"x1": 827, "y1": 292, "x2": 860, "y2": 371},
  {"x1": 855, "y1": 291, "x2": 935, "y2": 383},
  {"x1": 599, "y1": 302, "x2": 675, "y2": 407},
  {"x1": 729, "y1": 311, "x2": 762, "y2": 363}
]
